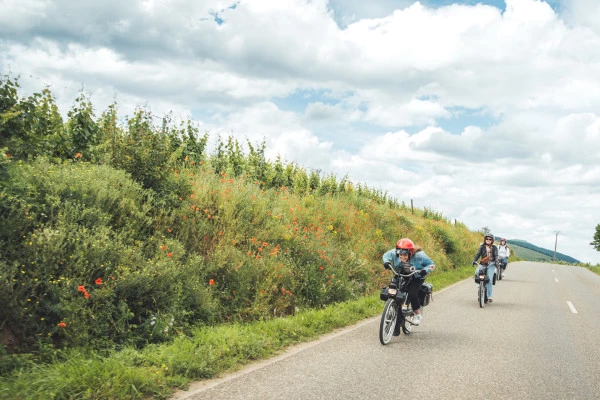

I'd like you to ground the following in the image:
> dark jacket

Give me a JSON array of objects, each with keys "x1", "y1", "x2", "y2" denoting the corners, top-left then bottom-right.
[{"x1": 473, "y1": 244, "x2": 498, "y2": 265}]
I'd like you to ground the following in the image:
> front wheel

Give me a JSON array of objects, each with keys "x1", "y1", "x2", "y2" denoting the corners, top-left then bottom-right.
[
  {"x1": 379, "y1": 299, "x2": 398, "y2": 345},
  {"x1": 402, "y1": 300, "x2": 413, "y2": 335},
  {"x1": 479, "y1": 281, "x2": 485, "y2": 308}
]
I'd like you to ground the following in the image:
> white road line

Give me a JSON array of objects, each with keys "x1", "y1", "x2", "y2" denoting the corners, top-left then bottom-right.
[
  {"x1": 566, "y1": 301, "x2": 578, "y2": 314},
  {"x1": 554, "y1": 278, "x2": 558, "y2": 283}
]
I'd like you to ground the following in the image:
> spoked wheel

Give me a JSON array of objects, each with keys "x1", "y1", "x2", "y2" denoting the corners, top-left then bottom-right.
[
  {"x1": 379, "y1": 299, "x2": 398, "y2": 345},
  {"x1": 402, "y1": 302, "x2": 413, "y2": 335},
  {"x1": 479, "y1": 282, "x2": 485, "y2": 308}
]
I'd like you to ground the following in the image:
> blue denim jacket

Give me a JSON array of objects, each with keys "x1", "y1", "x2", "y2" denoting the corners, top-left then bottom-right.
[{"x1": 382, "y1": 249, "x2": 435, "y2": 274}]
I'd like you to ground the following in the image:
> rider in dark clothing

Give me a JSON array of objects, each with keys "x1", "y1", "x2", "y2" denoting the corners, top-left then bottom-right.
[{"x1": 472, "y1": 233, "x2": 498, "y2": 303}]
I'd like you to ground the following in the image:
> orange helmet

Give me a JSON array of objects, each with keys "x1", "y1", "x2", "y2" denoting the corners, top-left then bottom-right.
[{"x1": 396, "y1": 238, "x2": 415, "y2": 252}]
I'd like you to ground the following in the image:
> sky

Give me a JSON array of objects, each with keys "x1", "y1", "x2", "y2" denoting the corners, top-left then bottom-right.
[{"x1": 1, "y1": 0, "x2": 600, "y2": 264}]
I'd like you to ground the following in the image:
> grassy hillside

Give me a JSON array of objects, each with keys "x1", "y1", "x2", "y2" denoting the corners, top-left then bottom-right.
[
  {"x1": 0, "y1": 76, "x2": 529, "y2": 399},
  {"x1": 507, "y1": 239, "x2": 580, "y2": 263},
  {"x1": 509, "y1": 242, "x2": 554, "y2": 262}
]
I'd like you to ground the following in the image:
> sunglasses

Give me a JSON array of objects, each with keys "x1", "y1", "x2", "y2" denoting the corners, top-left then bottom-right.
[
  {"x1": 485, "y1": 238, "x2": 493, "y2": 241},
  {"x1": 396, "y1": 249, "x2": 410, "y2": 256}
]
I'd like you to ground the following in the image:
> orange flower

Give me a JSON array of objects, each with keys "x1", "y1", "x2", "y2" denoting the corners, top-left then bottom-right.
[
  {"x1": 256, "y1": 255, "x2": 261, "y2": 260},
  {"x1": 161, "y1": 245, "x2": 166, "y2": 251},
  {"x1": 77, "y1": 285, "x2": 85, "y2": 292},
  {"x1": 319, "y1": 266, "x2": 324, "y2": 271},
  {"x1": 167, "y1": 253, "x2": 173, "y2": 257},
  {"x1": 84, "y1": 291, "x2": 90, "y2": 299},
  {"x1": 75, "y1": 152, "x2": 82, "y2": 158},
  {"x1": 58, "y1": 322, "x2": 67, "y2": 328},
  {"x1": 95, "y1": 278, "x2": 102, "y2": 285},
  {"x1": 209, "y1": 279, "x2": 215, "y2": 286},
  {"x1": 262, "y1": 242, "x2": 268, "y2": 247}
]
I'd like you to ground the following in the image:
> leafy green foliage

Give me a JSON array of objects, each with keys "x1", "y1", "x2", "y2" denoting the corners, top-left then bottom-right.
[
  {"x1": 0, "y1": 81, "x2": 487, "y2": 384},
  {"x1": 591, "y1": 224, "x2": 600, "y2": 252}
]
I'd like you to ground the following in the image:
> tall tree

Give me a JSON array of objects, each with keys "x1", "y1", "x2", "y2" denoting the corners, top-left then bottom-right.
[{"x1": 591, "y1": 224, "x2": 600, "y2": 252}]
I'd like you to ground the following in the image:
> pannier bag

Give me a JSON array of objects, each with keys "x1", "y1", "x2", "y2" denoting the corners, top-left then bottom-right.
[{"x1": 418, "y1": 282, "x2": 433, "y2": 306}]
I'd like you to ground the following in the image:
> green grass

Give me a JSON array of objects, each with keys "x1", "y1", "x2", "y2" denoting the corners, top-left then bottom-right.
[
  {"x1": 583, "y1": 264, "x2": 600, "y2": 275},
  {"x1": 0, "y1": 266, "x2": 470, "y2": 400}
]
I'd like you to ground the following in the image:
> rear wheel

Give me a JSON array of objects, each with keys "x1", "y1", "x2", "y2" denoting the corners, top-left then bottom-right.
[
  {"x1": 479, "y1": 281, "x2": 485, "y2": 308},
  {"x1": 379, "y1": 299, "x2": 398, "y2": 345}
]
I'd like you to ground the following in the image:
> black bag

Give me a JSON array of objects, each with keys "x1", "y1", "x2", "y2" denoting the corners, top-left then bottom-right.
[
  {"x1": 380, "y1": 287, "x2": 389, "y2": 301},
  {"x1": 418, "y1": 282, "x2": 433, "y2": 306}
]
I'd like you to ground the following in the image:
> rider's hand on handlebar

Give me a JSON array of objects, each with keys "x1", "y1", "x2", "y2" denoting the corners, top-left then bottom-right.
[
  {"x1": 383, "y1": 262, "x2": 392, "y2": 270},
  {"x1": 418, "y1": 269, "x2": 427, "y2": 277},
  {"x1": 472, "y1": 261, "x2": 477, "y2": 267}
]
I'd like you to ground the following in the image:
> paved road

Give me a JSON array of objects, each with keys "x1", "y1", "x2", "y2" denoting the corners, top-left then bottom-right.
[{"x1": 172, "y1": 262, "x2": 600, "y2": 400}]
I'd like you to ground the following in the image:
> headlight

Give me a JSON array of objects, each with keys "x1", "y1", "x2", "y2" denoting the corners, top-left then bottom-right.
[{"x1": 388, "y1": 288, "x2": 397, "y2": 296}]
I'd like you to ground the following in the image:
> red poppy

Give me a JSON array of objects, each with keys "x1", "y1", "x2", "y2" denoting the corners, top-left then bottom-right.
[
  {"x1": 77, "y1": 285, "x2": 85, "y2": 292},
  {"x1": 75, "y1": 152, "x2": 82, "y2": 158},
  {"x1": 58, "y1": 322, "x2": 67, "y2": 328},
  {"x1": 95, "y1": 278, "x2": 102, "y2": 285},
  {"x1": 167, "y1": 253, "x2": 173, "y2": 257},
  {"x1": 84, "y1": 291, "x2": 90, "y2": 299},
  {"x1": 161, "y1": 245, "x2": 166, "y2": 251},
  {"x1": 209, "y1": 279, "x2": 215, "y2": 286}
]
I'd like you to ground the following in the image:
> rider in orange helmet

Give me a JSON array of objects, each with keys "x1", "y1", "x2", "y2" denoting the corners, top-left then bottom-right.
[{"x1": 382, "y1": 238, "x2": 435, "y2": 326}]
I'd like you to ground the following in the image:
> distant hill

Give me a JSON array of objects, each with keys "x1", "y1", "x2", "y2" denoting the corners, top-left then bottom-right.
[{"x1": 504, "y1": 239, "x2": 580, "y2": 264}]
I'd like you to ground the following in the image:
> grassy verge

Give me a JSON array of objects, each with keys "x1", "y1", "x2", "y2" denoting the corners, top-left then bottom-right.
[
  {"x1": 0, "y1": 266, "x2": 472, "y2": 400},
  {"x1": 583, "y1": 264, "x2": 600, "y2": 276}
]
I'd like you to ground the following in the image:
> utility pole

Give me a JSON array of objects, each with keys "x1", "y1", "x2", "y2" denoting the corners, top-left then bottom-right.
[{"x1": 553, "y1": 231, "x2": 560, "y2": 262}]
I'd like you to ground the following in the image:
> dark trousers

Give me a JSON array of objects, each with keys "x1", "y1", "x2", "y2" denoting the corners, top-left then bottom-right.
[{"x1": 407, "y1": 277, "x2": 424, "y2": 311}]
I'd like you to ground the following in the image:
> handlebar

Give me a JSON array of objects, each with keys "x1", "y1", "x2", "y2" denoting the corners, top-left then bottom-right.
[{"x1": 391, "y1": 267, "x2": 418, "y2": 278}]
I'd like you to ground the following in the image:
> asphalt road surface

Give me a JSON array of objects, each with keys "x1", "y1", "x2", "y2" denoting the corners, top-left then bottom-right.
[{"x1": 172, "y1": 262, "x2": 600, "y2": 400}]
